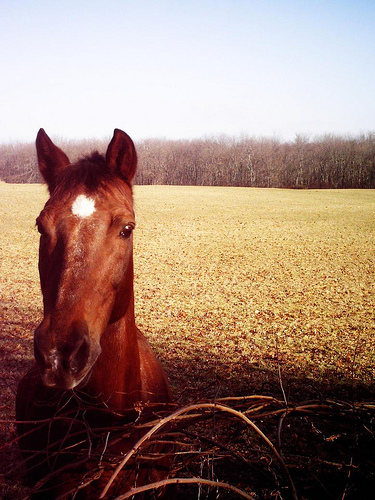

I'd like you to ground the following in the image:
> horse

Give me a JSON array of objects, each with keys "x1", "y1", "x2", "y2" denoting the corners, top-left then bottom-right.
[{"x1": 16, "y1": 129, "x2": 172, "y2": 498}]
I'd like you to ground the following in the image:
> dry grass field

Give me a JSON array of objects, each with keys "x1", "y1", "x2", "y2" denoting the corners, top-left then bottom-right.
[{"x1": 1, "y1": 183, "x2": 374, "y2": 498}]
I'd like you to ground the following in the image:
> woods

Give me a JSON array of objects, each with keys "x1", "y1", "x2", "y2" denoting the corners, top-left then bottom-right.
[{"x1": 1, "y1": 132, "x2": 374, "y2": 188}]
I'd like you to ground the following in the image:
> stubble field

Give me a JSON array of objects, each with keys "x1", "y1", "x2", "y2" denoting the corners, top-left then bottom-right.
[{"x1": 1, "y1": 183, "x2": 374, "y2": 498}]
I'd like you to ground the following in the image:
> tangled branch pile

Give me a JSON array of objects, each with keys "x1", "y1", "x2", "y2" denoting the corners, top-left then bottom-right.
[{"x1": 9, "y1": 395, "x2": 375, "y2": 499}]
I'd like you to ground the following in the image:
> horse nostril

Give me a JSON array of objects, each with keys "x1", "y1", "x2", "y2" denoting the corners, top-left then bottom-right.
[
  {"x1": 69, "y1": 335, "x2": 90, "y2": 376},
  {"x1": 44, "y1": 361, "x2": 53, "y2": 371}
]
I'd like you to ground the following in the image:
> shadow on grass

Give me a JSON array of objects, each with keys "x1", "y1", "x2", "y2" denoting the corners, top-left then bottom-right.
[
  {"x1": 2, "y1": 318, "x2": 375, "y2": 499},
  {"x1": 158, "y1": 350, "x2": 375, "y2": 500},
  {"x1": 158, "y1": 337, "x2": 375, "y2": 404}
]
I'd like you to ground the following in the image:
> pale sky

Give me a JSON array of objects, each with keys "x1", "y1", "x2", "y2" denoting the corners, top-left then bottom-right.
[{"x1": 1, "y1": 0, "x2": 374, "y2": 143}]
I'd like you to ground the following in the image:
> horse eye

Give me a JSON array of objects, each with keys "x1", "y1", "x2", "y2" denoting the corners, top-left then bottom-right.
[{"x1": 119, "y1": 225, "x2": 133, "y2": 239}]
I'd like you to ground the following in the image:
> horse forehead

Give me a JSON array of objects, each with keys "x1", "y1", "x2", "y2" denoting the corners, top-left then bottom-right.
[
  {"x1": 40, "y1": 186, "x2": 134, "y2": 227},
  {"x1": 68, "y1": 190, "x2": 131, "y2": 215},
  {"x1": 71, "y1": 194, "x2": 96, "y2": 218}
]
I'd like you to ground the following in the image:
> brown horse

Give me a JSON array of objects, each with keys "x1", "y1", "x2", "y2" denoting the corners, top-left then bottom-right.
[{"x1": 16, "y1": 129, "x2": 171, "y2": 498}]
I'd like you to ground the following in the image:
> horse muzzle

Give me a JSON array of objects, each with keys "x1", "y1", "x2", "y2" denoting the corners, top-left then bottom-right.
[{"x1": 34, "y1": 321, "x2": 101, "y2": 390}]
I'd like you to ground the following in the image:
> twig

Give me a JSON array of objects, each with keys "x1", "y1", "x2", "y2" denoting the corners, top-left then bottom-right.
[
  {"x1": 216, "y1": 395, "x2": 279, "y2": 403},
  {"x1": 275, "y1": 337, "x2": 288, "y2": 408},
  {"x1": 341, "y1": 457, "x2": 353, "y2": 500},
  {"x1": 113, "y1": 476, "x2": 255, "y2": 499},
  {"x1": 99, "y1": 431, "x2": 110, "y2": 467},
  {"x1": 32, "y1": 455, "x2": 94, "y2": 492},
  {"x1": 183, "y1": 429, "x2": 252, "y2": 469},
  {"x1": 277, "y1": 411, "x2": 287, "y2": 457},
  {"x1": 0, "y1": 422, "x2": 46, "y2": 450}
]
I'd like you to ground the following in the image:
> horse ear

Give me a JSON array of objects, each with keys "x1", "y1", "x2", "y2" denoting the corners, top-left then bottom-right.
[
  {"x1": 36, "y1": 129, "x2": 70, "y2": 193},
  {"x1": 106, "y1": 129, "x2": 137, "y2": 183}
]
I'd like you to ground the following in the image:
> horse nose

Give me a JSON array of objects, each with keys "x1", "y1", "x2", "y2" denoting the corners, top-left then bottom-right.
[
  {"x1": 66, "y1": 331, "x2": 91, "y2": 376},
  {"x1": 34, "y1": 322, "x2": 92, "y2": 388}
]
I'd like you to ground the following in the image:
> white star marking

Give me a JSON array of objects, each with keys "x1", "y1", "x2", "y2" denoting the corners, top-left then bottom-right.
[{"x1": 71, "y1": 195, "x2": 96, "y2": 218}]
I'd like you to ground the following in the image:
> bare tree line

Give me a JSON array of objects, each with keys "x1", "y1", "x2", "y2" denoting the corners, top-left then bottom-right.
[{"x1": 1, "y1": 133, "x2": 374, "y2": 188}]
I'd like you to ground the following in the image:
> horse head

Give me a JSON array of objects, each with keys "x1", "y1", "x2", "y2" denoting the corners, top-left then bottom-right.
[{"x1": 33, "y1": 129, "x2": 138, "y2": 390}]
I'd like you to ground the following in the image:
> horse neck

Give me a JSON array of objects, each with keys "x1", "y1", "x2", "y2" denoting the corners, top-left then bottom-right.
[{"x1": 87, "y1": 263, "x2": 142, "y2": 410}]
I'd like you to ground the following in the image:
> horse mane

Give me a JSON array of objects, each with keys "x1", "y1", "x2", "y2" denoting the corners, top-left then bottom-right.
[{"x1": 53, "y1": 152, "x2": 132, "y2": 194}]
